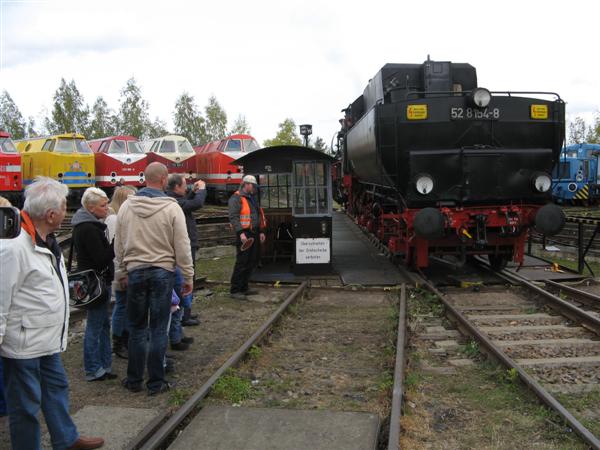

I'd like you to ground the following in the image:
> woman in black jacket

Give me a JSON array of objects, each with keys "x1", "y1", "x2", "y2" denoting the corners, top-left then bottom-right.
[{"x1": 72, "y1": 188, "x2": 115, "y2": 381}]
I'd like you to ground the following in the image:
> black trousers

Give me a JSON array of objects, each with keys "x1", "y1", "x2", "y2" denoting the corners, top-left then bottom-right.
[{"x1": 230, "y1": 230, "x2": 259, "y2": 293}]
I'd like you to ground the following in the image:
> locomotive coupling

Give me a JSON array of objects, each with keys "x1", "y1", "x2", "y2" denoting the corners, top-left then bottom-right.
[
  {"x1": 413, "y1": 207, "x2": 445, "y2": 239},
  {"x1": 534, "y1": 204, "x2": 565, "y2": 236}
]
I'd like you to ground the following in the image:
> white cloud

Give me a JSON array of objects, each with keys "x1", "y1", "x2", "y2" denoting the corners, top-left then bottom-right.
[{"x1": 1, "y1": 0, "x2": 599, "y2": 143}]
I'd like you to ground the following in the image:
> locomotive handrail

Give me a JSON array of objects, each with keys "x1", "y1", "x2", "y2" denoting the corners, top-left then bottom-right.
[{"x1": 402, "y1": 89, "x2": 562, "y2": 101}]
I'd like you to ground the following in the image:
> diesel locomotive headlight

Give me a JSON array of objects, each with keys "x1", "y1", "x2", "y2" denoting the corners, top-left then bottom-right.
[
  {"x1": 415, "y1": 175, "x2": 434, "y2": 195},
  {"x1": 470, "y1": 87, "x2": 492, "y2": 108},
  {"x1": 533, "y1": 173, "x2": 552, "y2": 192}
]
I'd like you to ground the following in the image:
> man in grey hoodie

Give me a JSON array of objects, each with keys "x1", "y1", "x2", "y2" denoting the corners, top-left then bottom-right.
[{"x1": 115, "y1": 162, "x2": 193, "y2": 395}]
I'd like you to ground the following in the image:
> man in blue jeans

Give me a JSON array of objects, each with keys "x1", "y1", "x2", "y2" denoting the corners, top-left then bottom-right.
[{"x1": 114, "y1": 163, "x2": 193, "y2": 395}]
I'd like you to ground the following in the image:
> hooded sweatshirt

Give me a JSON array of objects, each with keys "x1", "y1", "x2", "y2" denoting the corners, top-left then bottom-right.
[
  {"x1": 114, "y1": 193, "x2": 194, "y2": 284},
  {"x1": 71, "y1": 207, "x2": 114, "y2": 282}
]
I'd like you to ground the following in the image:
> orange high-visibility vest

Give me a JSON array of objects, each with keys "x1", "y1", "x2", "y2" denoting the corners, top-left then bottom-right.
[{"x1": 234, "y1": 191, "x2": 267, "y2": 230}]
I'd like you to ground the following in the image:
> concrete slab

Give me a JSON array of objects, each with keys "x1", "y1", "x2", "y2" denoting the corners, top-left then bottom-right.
[
  {"x1": 506, "y1": 255, "x2": 584, "y2": 282},
  {"x1": 42, "y1": 406, "x2": 161, "y2": 450},
  {"x1": 169, "y1": 406, "x2": 380, "y2": 450},
  {"x1": 332, "y1": 213, "x2": 409, "y2": 286}
]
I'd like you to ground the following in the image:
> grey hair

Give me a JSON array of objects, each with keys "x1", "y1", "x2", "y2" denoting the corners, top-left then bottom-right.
[
  {"x1": 23, "y1": 177, "x2": 69, "y2": 219},
  {"x1": 167, "y1": 173, "x2": 185, "y2": 191},
  {"x1": 81, "y1": 187, "x2": 108, "y2": 209}
]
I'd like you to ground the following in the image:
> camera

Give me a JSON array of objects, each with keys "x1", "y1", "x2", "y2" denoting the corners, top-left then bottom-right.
[{"x1": 0, "y1": 206, "x2": 21, "y2": 239}]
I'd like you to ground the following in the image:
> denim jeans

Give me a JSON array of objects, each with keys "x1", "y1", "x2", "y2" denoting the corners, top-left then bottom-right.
[
  {"x1": 84, "y1": 293, "x2": 112, "y2": 381},
  {"x1": 2, "y1": 353, "x2": 79, "y2": 450},
  {"x1": 174, "y1": 266, "x2": 193, "y2": 309},
  {"x1": 169, "y1": 308, "x2": 183, "y2": 345},
  {"x1": 0, "y1": 358, "x2": 6, "y2": 415},
  {"x1": 112, "y1": 290, "x2": 128, "y2": 337},
  {"x1": 126, "y1": 267, "x2": 175, "y2": 391}
]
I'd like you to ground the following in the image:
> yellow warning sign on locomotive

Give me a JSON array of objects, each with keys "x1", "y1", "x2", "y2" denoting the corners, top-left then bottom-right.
[
  {"x1": 407, "y1": 104, "x2": 428, "y2": 120},
  {"x1": 530, "y1": 104, "x2": 548, "y2": 119}
]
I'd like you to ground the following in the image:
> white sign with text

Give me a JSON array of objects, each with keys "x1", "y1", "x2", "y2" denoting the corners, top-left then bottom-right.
[{"x1": 296, "y1": 238, "x2": 330, "y2": 264}]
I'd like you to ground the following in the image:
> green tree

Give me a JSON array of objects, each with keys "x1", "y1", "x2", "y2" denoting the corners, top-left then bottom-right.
[
  {"x1": 312, "y1": 136, "x2": 328, "y2": 152},
  {"x1": 88, "y1": 96, "x2": 117, "y2": 139},
  {"x1": 26, "y1": 116, "x2": 37, "y2": 138},
  {"x1": 117, "y1": 78, "x2": 150, "y2": 138},
  {"x1": 45, "y1": 79, "x2": 89, "y2": 135},
  {"x1": 0, "y1": 90, "x2": 26, "y2": 138},
  {"x1": 586, "y1": 114, "x2": 600, "y2": 144},
  {"x1": 263, "y1": 118, "x2": 302, "y2": 147},
  {"x1": 173, "y1": 92, "x2": 206, "y2": 145},
  {"x1": 568, "y1": 116, "x2": 588, "y2": 144},
  {"x1": 204, "y1": 95, "x2": 228, "y2": 141},
  {"x1": 230, "y1": 114, "x2": 251, "y2": 135},
  {"x1": 146, "y1": 117, "x2": 169, "y2": 138}
]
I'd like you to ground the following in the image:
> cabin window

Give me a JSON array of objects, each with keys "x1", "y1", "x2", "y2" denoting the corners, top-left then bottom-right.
[
  {"x1": 99, "y1": 141, "x2": 110, "y2": 153},
  {"x1": 42, "y1": 140, "x2": 55, "y2": 151},
  {"x1": 258, "y1": 173, "x2": 290, "y2": 208},
  {"x1": 177, "y1": 140, "x2": 194, "y2": 153},
  {"x1": 243, "y1": 139, "x2": 260, "y2": 152},
  {"x1": 0, "y1": 138, "x2": 17, "y2": 153},
  {"x1": 292, "y1": 161, "x2": 330, "y2": 216},
  {"x1": 149, "y1": 141, "x2": 159, "y2": 152},
  {"x1": 553, "y1": 161, "x2": 571, "y2": 179},
  {"x1": 127, "y1": 141, "x2": 144, "y2": 154},
  {"x1": 160, "y1": 140, "x2": 176, "y2": 153},
  {"x1": 74, "y1": 139, "x2": 92, "y2": 153},
  {"x1": 108, "y1": 140, "x2": 127, "y2": 154},
  {"x1": 225, "y1": 140, "x2": 242, "y2": 152},
  {"x1": 55, "y1": 139, "x2": 74, "y2": 153}
]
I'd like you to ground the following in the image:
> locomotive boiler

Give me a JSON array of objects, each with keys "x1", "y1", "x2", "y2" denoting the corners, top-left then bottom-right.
[{"x1": 336, "y1": 58, "x2": 566, "y2": 269}]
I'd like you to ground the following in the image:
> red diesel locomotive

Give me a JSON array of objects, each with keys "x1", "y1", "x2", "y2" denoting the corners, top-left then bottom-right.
[
  {"x1": 195, "y1": 134, "x2": 260, "y2": 202},
  {"x1": 88, "y1": 135, "x2": 147, "y2": 193},
  {"x1": 143, "y1": 135, "x2": 197, "y2": 181},
  {"x1": 0, "y1": 131, "x2": 22, "y2": 206}
]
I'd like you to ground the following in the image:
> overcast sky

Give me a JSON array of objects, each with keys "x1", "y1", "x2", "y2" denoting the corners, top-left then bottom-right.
[{"x1": 0, "y1": 0, "x2": 598, "y2": 145}]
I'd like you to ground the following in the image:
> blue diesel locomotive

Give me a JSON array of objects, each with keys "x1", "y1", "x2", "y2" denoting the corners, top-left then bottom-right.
[{"x1": 552, "y1": 143, "x2": 600, "y2": 204}]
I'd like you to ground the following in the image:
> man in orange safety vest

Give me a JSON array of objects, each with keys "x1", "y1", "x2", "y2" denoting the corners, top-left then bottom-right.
[{"x1": 228, "y1": 175, "x2": 266, "y2": 300}]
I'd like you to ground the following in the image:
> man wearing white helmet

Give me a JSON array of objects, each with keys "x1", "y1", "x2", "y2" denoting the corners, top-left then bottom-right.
[{"x1": 227, "y1": 175, "x2": 266, "y2": 300}]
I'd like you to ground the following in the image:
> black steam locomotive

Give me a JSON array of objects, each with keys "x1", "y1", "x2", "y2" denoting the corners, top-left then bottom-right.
[{"x1": 335, "y1": 58, "x2": 566, "y2": 269}]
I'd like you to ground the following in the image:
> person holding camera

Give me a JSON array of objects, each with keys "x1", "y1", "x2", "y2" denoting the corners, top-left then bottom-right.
[
  {"x1": 72, "y1": 188, "x2": 115, "y2": 382},
  {"x1": 0, "y1": 177, "x2": 104, "y2": 449}
]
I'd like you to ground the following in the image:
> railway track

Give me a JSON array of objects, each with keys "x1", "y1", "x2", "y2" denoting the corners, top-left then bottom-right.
[
  {"x1": 116, "y1": 283, "x2": 408, "y2": 450},
  {"x1": 417, "y1": 263, "x2": 600, "y2": 449}
]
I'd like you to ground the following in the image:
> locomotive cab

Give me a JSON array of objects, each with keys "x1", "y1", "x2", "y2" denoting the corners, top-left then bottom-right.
[
  {"x1": 89, "y1": 135, "x2": 147, "y2": 193},
  {"x1": 143, "y1": 135, "x2": 197, "y2": 181},
  {"x1": 195, "y1": 134, "x2": 261, "y2": 203},
  {"x1": 0, "y1": 131, "x2": 22, "y2": 206}
]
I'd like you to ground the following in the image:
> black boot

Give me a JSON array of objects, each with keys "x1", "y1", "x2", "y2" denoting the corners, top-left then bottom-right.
[
  {"x1": 113, "y1": 335, "x2": 128, "y2": 359},
  {"x1": 182, "y1": 307, "x2": 199, "y2": 326}
]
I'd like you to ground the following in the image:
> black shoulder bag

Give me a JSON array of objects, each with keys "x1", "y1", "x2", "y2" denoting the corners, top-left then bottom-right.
[{"x1": 66, "y1": 238, "x2": 108, "y2": 308}]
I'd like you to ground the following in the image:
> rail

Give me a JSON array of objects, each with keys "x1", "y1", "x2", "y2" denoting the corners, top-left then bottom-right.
[
  {"x1": 387, "y1": 283, "x2": 407, "y2": 450},
  {"x1": 130, "y1": 281, "x2": 309, "y2": 450},
  {"x1": 416, "y1": 273, "x2": 600, "y2": 450}
]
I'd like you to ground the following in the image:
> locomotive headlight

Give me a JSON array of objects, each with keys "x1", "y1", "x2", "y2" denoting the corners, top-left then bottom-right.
[
  {"x1": 470, "y1": 87, "x2": 492, "y2": 108},
  {"x1": 415, "y1": 175, "x2": 434, "y2": 195},
  {"x1": 533, "y1": 173, "x2": 552, "y2": 192}
]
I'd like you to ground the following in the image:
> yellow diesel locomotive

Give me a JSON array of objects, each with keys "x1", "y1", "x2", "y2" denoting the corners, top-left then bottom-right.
[{"x1": 15, "y1": 133, "x2": 95, "y2": 203}]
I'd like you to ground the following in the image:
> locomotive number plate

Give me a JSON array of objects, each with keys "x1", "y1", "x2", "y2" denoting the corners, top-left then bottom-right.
[{"x1": 450, "y1": 107, "x2": 500, "y2": 120}]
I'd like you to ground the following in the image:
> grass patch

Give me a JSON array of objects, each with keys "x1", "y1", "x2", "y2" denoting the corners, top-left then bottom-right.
[
  {"x1": 554, "y1": 389, "x2": 600, "y2": 437},
  {"x1": 197, "y1": 255, "x2": 235, "y2": 282},
  {"x1": 212, "y1": 369, "x2": 253, "y2": 403},
  {"x1": 168, "y1": 388, "x2": 191, "y2": 407},
  {"x1": 247, "y1": 345, "x2": 262, "y2": 359},
  {"x1": 408, "y1": 288, "x2": 445, "y2": 319},
  {"x1": 461, "y1": 339, "x2": 480, "y2": 358}
]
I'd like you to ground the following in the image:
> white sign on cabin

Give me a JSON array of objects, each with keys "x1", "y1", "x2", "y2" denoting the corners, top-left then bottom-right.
[{"x1": 296, "y1": 238, "x2": 330, "y2": 264}]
